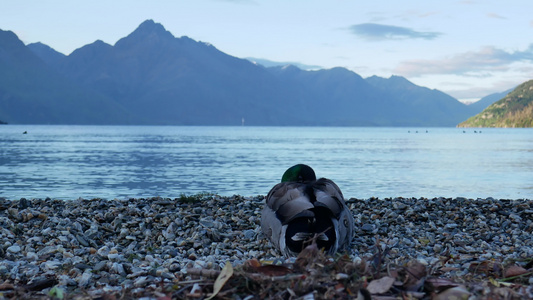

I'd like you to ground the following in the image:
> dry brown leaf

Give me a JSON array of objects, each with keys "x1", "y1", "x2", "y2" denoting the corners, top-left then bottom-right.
[
  {"x1": 433, "y1": 285, "x2": 470, "y2": 300},
  {"x1": 469, "y1": 260, "x2": 499, "y2": 275},
  {"x1": 426, "y1": 277, "x2": 459, "y2": 292},
  {"x1": 366, "y1": 276, "x2": 395, "y2": 294},
  {"x1": 404, "y1": 260, "x2": 427, "y2": 291},
  {"x1": 334, "y1": 283, "x2": 345, "y2": 294},
  {"x1": 406, "y1": 260, "x2": 427, "y2": 279},
  {"x1": 206, "y1": 261, "x2": 233, "y2": 300},
  {"x1": 243, "y1": 258, "x2": 293, "y2": 276},
  {"x1": 255, "y1": 265, "x2": 293, "y2": 276},
  {"x1": 295, "y1": 243, "x2": 320, "y2": 263},
  {"x1": 503, "y1": 265, "x2": 528, "y2": 278},
  {"x1": 0, "y1": 282, "x2": 15, "y2": 291},
  {"x1": 244, "y1": 258, "x2": 261, "y2": 269}
]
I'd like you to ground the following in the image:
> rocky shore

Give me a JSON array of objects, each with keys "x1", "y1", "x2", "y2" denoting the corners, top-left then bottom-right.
[{"x1": 0, "y1": 195, "x2": 532, "y2": 299}]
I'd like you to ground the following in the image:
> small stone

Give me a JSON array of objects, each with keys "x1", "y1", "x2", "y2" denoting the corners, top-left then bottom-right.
[
  {"x1": 36, "y1": 246, "x2": 58, "y2": 258},
  {"x1": 26, "y1": 251, "x2": 38, "y2": 260},
  {"x1": 445, "y1": 223, "x2": 458, "y2": 229},
  {"x1": 144, "y1": 254, "x2": 154, "y2": 262},
  {"x1": 133, "y1": 276, "x2": 151, "y2": 287},
  {"x1": 243, "y1": 229, "x2": 255, "y2": 240},
  {"x1": 75, "y1": 234, "x2": 90, "y2": 247},
  {"x1": 169, "y1": 263, "x2": 181, "y2": 272},
  {"x1": 335, "y1": 273, "x2": 349, "y2": 280},
  {"x1": 160, "y1": 272, "x2": 175, "y2": 279},
  {"x1": 7, "y1": 245, "x2": 21, "y2": 253},
  {"x1": 74, "y1": 263, "x2": 91, "y2": 270},
  {"x1": 78, "y1": 271, "x2": 92, "y2": 288},
  {"x1": 42, "y1": 260, "x2": 62, "y2": 271},
  {"x1": 57, "y1": 274, "x2": 77, "y2": 286},
  {"x1": 97, "y1": 246, "x2": 110, "y2": 258},
  {"x1": 361, "y1": 224, "x2": 375, "y2": 232},
  {"x1": 108, "y1": 253, "x2": 120, "y2": 261},
  {"x1": 111, "y1": 262, "x2": 126, "y2": 276},
  {"x1": 94, "y1": 261, "x2": 107, "y2": 272},
  {"x1": 18, "y1": 198, "x2": 32, "y2": 209}
]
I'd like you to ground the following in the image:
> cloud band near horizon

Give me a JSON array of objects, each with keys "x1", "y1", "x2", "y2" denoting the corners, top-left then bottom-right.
[
  {"x1": 349, "y1": 23, "x2": 441, "y2": 40},
  {"x1": 394, "y1": 44, "x2": 533, "y2": 77}
]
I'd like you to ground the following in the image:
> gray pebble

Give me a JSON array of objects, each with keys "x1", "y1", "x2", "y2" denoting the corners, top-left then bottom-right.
[{"x1": 6, "y1": 245, "x2": 21, "y2": 253}]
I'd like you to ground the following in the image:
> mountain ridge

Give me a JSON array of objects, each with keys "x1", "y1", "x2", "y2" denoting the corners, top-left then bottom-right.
[
  {"x1": 458, "y1": 80, "x2": 533, "y2": 128},
  {"x1": 1, "y1": 20, "x2": 506, "y2": 126},
  {"x1": 0, "y1": 28, "x2": 136, "y2": 124}
]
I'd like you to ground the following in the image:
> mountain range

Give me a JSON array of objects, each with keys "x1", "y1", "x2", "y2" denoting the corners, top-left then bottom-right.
[
  {"x1": 0, "y1": 20, "x2": 504, "y2": 126},
  {"x1": 458, "y1": 80, "x2": 533, "y2": 127}
]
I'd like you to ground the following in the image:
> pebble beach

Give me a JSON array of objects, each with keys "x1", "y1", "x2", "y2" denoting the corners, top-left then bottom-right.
[{"x1": 1, "y1": 195, "x2": 532, "y2": 299}]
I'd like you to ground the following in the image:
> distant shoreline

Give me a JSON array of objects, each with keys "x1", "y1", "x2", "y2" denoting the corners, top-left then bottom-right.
[
  {"x1": 2, "y1": 195, "x2": 532, "y2": 201},
  {"x1": 2, "y1": 123, "x2": 533, "y2": 128}
]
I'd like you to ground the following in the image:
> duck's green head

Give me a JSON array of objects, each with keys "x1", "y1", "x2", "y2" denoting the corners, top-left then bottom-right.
[{"x1": 281, "y1": 164, "x2": 316, "y2": 183}]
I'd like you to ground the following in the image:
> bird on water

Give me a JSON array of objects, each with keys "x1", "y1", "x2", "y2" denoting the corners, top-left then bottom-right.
[{"x1": 261, "y1": 164, "x2": 354, "y2": 257}]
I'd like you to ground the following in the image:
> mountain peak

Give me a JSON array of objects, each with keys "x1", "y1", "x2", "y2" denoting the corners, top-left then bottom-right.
[
  {"x1": 366, "y1": 75, "x2": 416, "y2": 90},
  {"x1": 132, "y1": 19, "x2": 174, "y2": 40},
  {"x1": 0, "y1": 29, "x2": 25, "y2": 48},
  {"x1": 27, "y1": 42, "x2": 66, "y2": 66},
  {"x1": 138, "y1": 19, "x2": 164, "y2": 31},
  {"x1": 68, "y1": 39, "x2": 112, "y2": 60},
  {"x1": 115, "y1": 20, "x2": 175, "y2": 49}
]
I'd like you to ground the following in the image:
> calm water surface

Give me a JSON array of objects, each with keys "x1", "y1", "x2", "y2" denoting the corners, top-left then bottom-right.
[{"x1": 0, "y1": 125, "x2": 531, "y2": 200}]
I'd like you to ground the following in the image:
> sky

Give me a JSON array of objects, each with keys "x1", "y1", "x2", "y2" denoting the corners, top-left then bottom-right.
[{"x1": 1, "y1": 0, "x2": 532, "y2": 103}]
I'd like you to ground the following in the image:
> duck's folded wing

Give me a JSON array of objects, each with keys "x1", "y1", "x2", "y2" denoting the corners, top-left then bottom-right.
[
  {"x1": 276, "y1": 196, "x2": 315, "y2": 224},
  {"x1": 266, "y1": 182, "x2": 303, "y2": 210},
  {"x1": 312, "y1": 178, "x2": 345, "y2": 218},
  {"x1": 266, "y1": 182, "x2": 314, "y2": 224},
  {"x1": 260, "y1": 205, "x2": 282, "y2": 249},
  {"x1": 336, "y1": 205, "x2": 355, "y2": 249}
]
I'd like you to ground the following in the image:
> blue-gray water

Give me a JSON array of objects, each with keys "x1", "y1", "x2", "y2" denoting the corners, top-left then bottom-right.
[{"x1": 1, "y1": 125, "x2": 531, "y2": 200}]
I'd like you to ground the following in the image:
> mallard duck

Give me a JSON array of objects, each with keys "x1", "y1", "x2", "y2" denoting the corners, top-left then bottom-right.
[{"x1": 261, "y1": 164, "x2": 354, "y2": 257}]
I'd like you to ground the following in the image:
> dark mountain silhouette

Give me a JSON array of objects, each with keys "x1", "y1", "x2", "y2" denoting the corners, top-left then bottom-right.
[
  {"x1": 27, "y1": 42, "x2": 66, "y2": 66},
  {"x1": 0, "y1": 20, "x2": 506, "y2": 126},
  {"x1": 268, "y1": 66, "x2": 397, "y2": 125},
  {"x1": 51, "y1": 20, "x2": 298, "y2": 125},
  {"x1": 365, "y1": 75, "x2": 476, "y2": 126},
  {"x1": 0, "y1": 29, "x2": 134, "y2": 124}
]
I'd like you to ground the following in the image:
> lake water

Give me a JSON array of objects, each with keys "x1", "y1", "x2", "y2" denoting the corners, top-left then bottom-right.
[{"x1": 0, "y1": 125, "x2": 531, "y2": 200}]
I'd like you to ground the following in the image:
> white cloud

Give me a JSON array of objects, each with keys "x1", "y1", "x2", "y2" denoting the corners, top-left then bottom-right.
[
  {"x1": 445, "y1": 82, "x2": 515, "y2": 100},
  {"x1": 348, "y1": 23, "x2": 441, "y2": 41},
  {"x1": 487, "y1": 13, "x2": 506, "y2": 19},
  {"x1": 394, "y1": 44, "x2": 533, "y2": 77}
]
